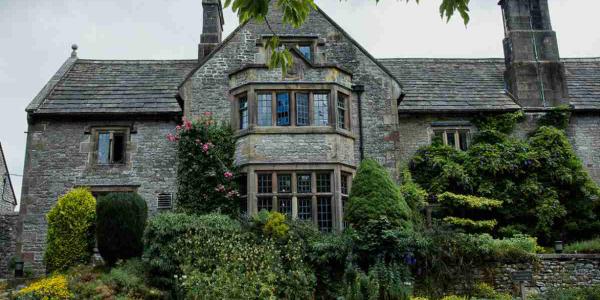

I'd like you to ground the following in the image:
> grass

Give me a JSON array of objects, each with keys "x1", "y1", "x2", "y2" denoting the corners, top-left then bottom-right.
[{"x1": 564, "y1": 238, "x2": 600, "y2": 254}]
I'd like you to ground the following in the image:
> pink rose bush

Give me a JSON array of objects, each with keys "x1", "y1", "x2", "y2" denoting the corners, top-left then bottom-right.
[{"x1": 169, "y1": 112, "x2": 240, "y2": 216}]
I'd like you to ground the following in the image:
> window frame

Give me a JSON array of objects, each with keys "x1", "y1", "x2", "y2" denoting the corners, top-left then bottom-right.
[
  {"x1": 92, "y1": 127, "x2": 129, "y2": 166},
  {"x1": 432, "y1": 128, "x2": 471, "y2": 151},
  {"x1": 239, "y1": 95, "x2": 249, "y2": 130}
]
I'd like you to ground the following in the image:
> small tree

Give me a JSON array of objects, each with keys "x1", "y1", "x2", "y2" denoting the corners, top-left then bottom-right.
[
  {"x1": 96, "y1": 192, "x2": 147, "y2": 266},
  {"x1": 346, "y1": 159, "x2": 412, "y2": 231},
  {"x1": 168, "y1": 113, "x2": 239, "y2": 216},
  {"x1": 44, "y1": 187, "x2": 96, "y2": 272}
]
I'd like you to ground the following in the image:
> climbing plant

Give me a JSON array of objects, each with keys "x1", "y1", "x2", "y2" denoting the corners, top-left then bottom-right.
[
  {"x1": 169, "y1": 113, "x2": 239, "y2": 216},
  {"x1": 409, "y1": 108, "x2": 600, "y2": 244}
]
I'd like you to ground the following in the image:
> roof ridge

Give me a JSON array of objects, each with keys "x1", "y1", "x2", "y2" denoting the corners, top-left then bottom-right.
[
  {"x1": 378, "y1": 57, "x2": 504, "y2": 61},
  {"x1": 77, "y1": 59, "x2": 197, "y2": 63}
]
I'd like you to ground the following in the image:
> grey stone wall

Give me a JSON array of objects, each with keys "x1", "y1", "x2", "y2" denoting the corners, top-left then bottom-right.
[
  {"x1": 0, "y1": 144, "x2": 16, "y2": 213},
  {"x1": 0, "y1": 213, "x2": 18, "y2": 279},
  {"x1": 449, "y1": 254, "x2": 600, "y2": 297},
  {"x1": 18, "y1": 118, "x2": 178, "y2": 275},
  {"x1": 568, "y1": 112, "x2": 600, "y2": 183},
  {"x1": 181, "y1": 5, "x2": 401, "y2": 176}
]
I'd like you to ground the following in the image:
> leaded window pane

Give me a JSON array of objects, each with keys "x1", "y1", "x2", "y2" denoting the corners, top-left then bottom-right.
[
  {"x1": 459, "y1": 131, "x2": 469, "y2": 151},
  {"x1": 316, "y1": 173, "x2": 331, "y2": 193},
  {"x1": 296, "y1": 93, "x2": 309, "y2": 126},
  {"x1": 276, "y1": 92, "x2": 290, "y2": 126},
  {"x1": 257, "y1": 197, "x2": 272, "y2": 212},
  {"x1": 317, "y1": 196, "x2": 332, "y2": 232},
  {"x1": 298, "y1": 197, "x2": 312, "y2": 221},
  {"x1": 258, "y1": 173, "x2": 272, "y2": 194},
  {"x1": 278, "y1": 174, "x2": 291, "y2": 193},
  {"x1": 341, "y1": 174, "x2": 349, "y2": 195},
  {"x1": 98, "y1": 133, "x2": 110, "y2": 164},
  {"x1": 297, "y1": 174, "x2": 312, "y2": 194},
  {"x1": 298, "y1": 45, "x2": 312, "y2": 60},
  {"x1": 337, "y1": 95, "x2": 346, "y2": 129},
  {"x1": 313, "y1": 93, "x2": 329, "y2": 126},
  {"x1": 258, "y1": 93, "x2": 273, "y2": 126},
  {"x1": 446, "y1": 132, "x2": 456, "y2": 148},
  {"x1": 239, "y1": 96, "x2": 248, "y2": 129},
  {"x1": 278, "y1": 197, "x2": 292, "y2": 216}
]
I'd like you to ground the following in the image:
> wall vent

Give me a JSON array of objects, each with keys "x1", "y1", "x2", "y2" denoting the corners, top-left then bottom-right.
[{"x1": 157, "y1": 193, "x2": 173, "y2": 210}]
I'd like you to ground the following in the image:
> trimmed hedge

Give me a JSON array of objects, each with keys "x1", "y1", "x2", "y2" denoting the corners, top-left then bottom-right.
[
  {"x1": 346, "y1": 159, "x2": 412, "y2": 230},
  {"x1": 96, "y1": 192, "x2": 147, "y2": 266},
  {"x1": 44, "y1": 187, "x2": 96, "y2": 272}
]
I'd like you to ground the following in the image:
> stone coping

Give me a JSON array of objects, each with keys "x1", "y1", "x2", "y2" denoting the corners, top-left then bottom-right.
[{"x1": 537, "y1": 253, "x2": 600, "y2": 260}]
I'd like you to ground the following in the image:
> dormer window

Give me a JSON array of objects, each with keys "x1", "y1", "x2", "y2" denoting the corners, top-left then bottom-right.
[{"x1": 297, "y1": 45, "x2": 312, "y2": 61}]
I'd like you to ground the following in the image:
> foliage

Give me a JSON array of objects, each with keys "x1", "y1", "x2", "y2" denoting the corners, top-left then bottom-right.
[
  {"x1": 15, "y1": 274, "x2": 72, "y2": 300},
  {"x1": 538, "y1": 105, "x2": 572, "y2": 130},
  {"x1": 409, "y1": 111, "x2": 600, "y2": 244},
  {"x1": 170, "y1": 114, "x2": 239, "y2": 216},
  {"x1": 96, "y1": 192, "x2": 148, "y2": 266},
  {"x1": 254, "y1": 210, "x2": 290, "y2": 238},
  {"x1": 399, "y1": 168, "x2": 428, "y2": 224},
  {"x1": 564, "y1": 237, "x2": 600, "y2": 254},
  {"x1": 175, "y1": 214, "x2": 316, "y2": 299},
  {"x1": 44, "y1": 187, "x2": 96, "y2": 273},
  {"x1": 143, "y1": 212, "x2": 240, "y2": 291},
  {"x1": 345, "y1": 262, "x2": 412, "y2": 300},
  {"x1": 472, "y1": 282, "x2": 512, "y2": 300},
  {"x1": 66, "y1": 259, "x2": 165, "y2": 300},
  {"x1": 436, "y1": 192, "x2": 502, "y2": 233},
  {"x1": 347, "y1": 158, "x2": 412, "y2": 231},
  {"x1": 528, "y1": 285, "x2": 600, "y2": 300}
]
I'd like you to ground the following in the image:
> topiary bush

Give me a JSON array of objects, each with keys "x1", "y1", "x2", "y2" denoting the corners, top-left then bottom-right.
[
  {"x1": 346, "y1": 158, "x2": 412, "y2": 231},
  {"x1": 96, "y1": 192, "x2": 147, "y2": 266},
  {"x1": 44, "y1": 187, "x2": 96, "y2": 272}
]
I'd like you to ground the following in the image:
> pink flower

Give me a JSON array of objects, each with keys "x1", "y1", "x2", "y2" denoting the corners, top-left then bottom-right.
[
  {"x1": 183, "y1": 117, "x2": 192, "y2": 130},
  {"x1": 166, "y1": 133, "x2": 177, "y2": 142},
  {"x1": 175, "y1": 125, "x2": 182, "y2": 131},
  {"x1": 224, "y1": 171, "x2": 233, "y2": 179},
  {"x1": 203, "y1": 111, "x2": 212, "y2": 117},
  {"x1": 201, "y1": 142, "x2": 213, "y2": 154},
  {"x1": 215, "y1": 184, "x2": 226, "y2": 192}
]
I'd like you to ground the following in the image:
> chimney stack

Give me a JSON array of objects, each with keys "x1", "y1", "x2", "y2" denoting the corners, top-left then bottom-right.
[
  {"x1": 499, "y1": 0, "x2": 569, "y2": 108},
  {"x1": 199, "y1": 0, "x2": 224, "y2": 62}
]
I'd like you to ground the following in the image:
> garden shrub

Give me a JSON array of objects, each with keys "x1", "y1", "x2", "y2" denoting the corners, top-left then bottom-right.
[
  {"x1": 15, "y1": 274, "x2": 72, "y2": 300},
  {"x1": 67, "y1": 259, "x2": 165, "y2": 300},
  {"x1": 531, "y1": 284, "x2": 600, "y2": 300},
  {"x1": 399, "y1": 168, "x2": 428, "y2": 225},
  {"x1": 564, "y1": 237, "x2": 600, "y2": 254},
  {"x1": 143, "y1": 212, "x2": 240, "y2": 291},
  {"x1": 96, "y1": 192, "x2": 147, "y2": 266},
  {"x1": 409, "y1": 110, "x2": 600, "y2": 244},
  {"x1": 176, "y1": 220, "x2": 316, "y2": 299},
  {"x1": 346, "y1": 158, "x2": 412, "y2": 231},
  {"x1": 44, "y1": 187, "x2": 96, "y2": 272},
  {"x1": 168, "y1": 114, "x2": 239, "y2": 216},
  {"x1": 436, "y1": 192, "x2": 502, "y2": 233}
]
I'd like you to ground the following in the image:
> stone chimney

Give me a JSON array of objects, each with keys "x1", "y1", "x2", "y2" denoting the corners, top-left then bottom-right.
[
  {"x1": 199, "y1": 0, "x2": 224, "y2": 61},
  {"x1": 499, "y1": 0, "x2": 569, "y2": 108}
]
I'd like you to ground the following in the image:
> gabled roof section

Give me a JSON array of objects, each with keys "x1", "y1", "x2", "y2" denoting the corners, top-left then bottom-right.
[
  {"x1": 29, "y1": 59, "x2": 197, "y2": 115},
  {"x1": 563, "y1": 58, "x2": 600, "y2": 110},
  {"x1": 380, "y1": 58, "x2": 519, "y2": 112},
  {"x1": 180, "y1": 4, "x2": 402, "y2": 89},
  {"x1": 0, "y1": 142, "x2": 16, "y2": 208}
]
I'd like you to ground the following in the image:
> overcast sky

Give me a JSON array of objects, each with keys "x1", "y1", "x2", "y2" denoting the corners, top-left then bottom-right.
[{"x1": 1, "y1": 0, "x2": 599, "y2": 207}]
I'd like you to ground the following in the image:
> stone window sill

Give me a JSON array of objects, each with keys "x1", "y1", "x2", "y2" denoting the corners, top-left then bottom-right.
[{"x1": 236, "y1": 126, "x2": 356, "y2": 139}]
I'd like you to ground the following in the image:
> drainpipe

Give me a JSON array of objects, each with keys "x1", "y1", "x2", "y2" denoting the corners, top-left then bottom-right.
[{"x1": 352, "y1": 84, "x2": 365, "y2": 161}]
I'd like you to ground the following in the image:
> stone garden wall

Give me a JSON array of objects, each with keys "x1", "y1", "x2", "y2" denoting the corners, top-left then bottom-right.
[
  {"x1": 0, "y1": 212, "x2": 19, "y2": 279},
  {"x1": 452, "y1": 254, "x2": 600, "y2": 297}
]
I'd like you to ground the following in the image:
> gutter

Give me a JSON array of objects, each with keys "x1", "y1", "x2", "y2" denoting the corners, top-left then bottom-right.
[{"x1": 352, "y1": 84, "x2": 365, "y2": 161}]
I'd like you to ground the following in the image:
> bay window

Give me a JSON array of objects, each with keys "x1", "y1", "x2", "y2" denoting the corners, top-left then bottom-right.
[
  {"x1": 313, "y1": 93, "x2": 329, "y2": 126},
  {"x1": 276, "y1": 92, "x2": 291, "y2": 126}
]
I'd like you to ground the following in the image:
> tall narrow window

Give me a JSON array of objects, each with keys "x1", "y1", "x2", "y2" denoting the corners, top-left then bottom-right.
[
  {"x1": 238, "y1": 173, "x2": 248, "y2": 215},
  {"x1": 298, "y1": 197, "x2": 312, "y2": 220},
  {"x1": 258, "y1": 173, "x2": 272, "y2": 194},
  {"x1": 257, "y1": 173, "x2": 273, "y2": 212},
  {"x1": 239, "y1": 96, "x2": 248, "y2": 130},
  {"x1": 316, "y1": 173, "x2": 331, "y2": 193},
  {"x1": 278, "y1": 174, "x2": 292, "y2": 193},
  {"x1": 341, "y1": 173, "x2": 350, "y2": 229},
  {"x1": 258, "y1": 93, "x2": 273, "y2": 126},
  {"x1": 276, "y1": 92, "x2": 290, "y2": 126},
  {"x1": 279, "y1": 197, "x2": 292, "y2": 216},
  {"x1": 297, "y1": 174, "x2": 311, "y2": 194},
  {"x1": 97, "y1": 131, "x2": 126, "y2": 165},
  {"x1": 337, "y1": 93, "x2": 347, "y2": 129},
  {"x1": 296, "y1": 93, "x2": 309, "y2": 126},
  {"x1": 317, "y1": 197, "x2": 332, "y2": 232},
  {"x1": 313, "y1": 93, "x2": 329, "y2": 126}
]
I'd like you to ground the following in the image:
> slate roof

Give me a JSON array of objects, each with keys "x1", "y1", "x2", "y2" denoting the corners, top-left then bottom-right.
[
  {"x1": 379, "y1": 58, "x2": 519, "y2": 112},
  {"x1": 379, "y1": 57, "x2": 600, "y2": 112},
  {"x1": 30, "y1": 59, "x2": 197, "y2": 115},
  {"x1": 563, "y1": 58, "x2": 600, "y2": 110}
]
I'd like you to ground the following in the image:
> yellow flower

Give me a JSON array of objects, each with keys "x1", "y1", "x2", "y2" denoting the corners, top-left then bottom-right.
[{"x1": 16, "y1": 274, "x2": 72, "y2": 300}]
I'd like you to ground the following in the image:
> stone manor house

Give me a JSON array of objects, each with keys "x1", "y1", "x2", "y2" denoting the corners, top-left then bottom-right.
[{"x1": 13, "y1": 0, "x2": 600, "y2": 273}]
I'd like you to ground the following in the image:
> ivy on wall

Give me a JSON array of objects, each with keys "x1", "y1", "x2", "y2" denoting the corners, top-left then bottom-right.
[{"x1": 409, "y1": 107, "x2": 600, "y2": 244}]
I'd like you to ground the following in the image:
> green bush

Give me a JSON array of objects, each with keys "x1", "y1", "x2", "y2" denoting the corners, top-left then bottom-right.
[
  {"x1": 437, "y1": 192, "x2": 502, "y2": 233},
  {"x1": 96, "y1": 192, "x2": 148, "y2": 266},
  {"x1": 44, "y1": 187, "x2": 96, "y2": 272},
  {"x1": 346, "y1": 158, "x2": 412, "y2": 231},
  {"x1": 533, "y1": 285, "x2": 600, "y2": 300},
  {"x1": 564, "y1": 237, "x2": 600, "y2": 254},
  {"x1": 170, "y1": 114, "x2": 239, "y2": 216},
  {"x1": 67, "y1": 259, "x2": 165, "y2": 300},
  {"x1": 143, "y1": 212, "x2": 240, "y2": 291}
]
